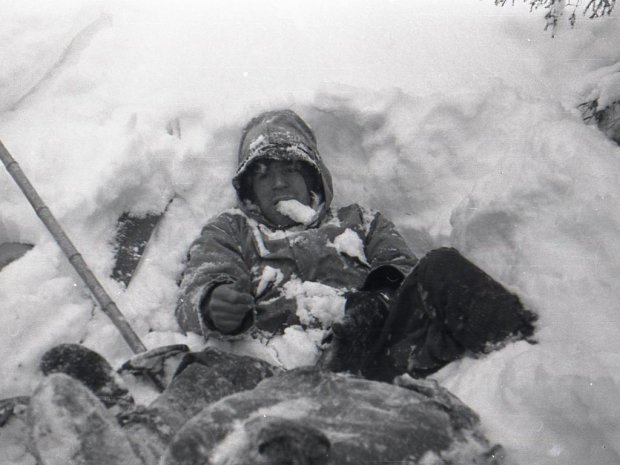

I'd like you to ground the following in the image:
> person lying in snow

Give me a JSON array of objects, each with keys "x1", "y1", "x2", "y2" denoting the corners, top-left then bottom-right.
[
  {"x1": 174, "y1": 108, "x2": 537, "y2": 380},
  {"x1": 23, "y1": 109, "x2": 536, "y2": 465}
]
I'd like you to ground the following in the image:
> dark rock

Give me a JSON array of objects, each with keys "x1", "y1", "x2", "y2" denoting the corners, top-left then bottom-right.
[
  {"x1": 148, "y1": 347, "x2": 281, "y2": 431},
  {"x1": 0, "y1": 242, "x2": 32, "y2": 271},
  {"x1": 0, "y1": 396, "x2": 29, "y2": 427},
  {"x1": 29, "y1": 373, "x2": 143, "y2": 465},
  {"x1": 111, "y1": 204, "x2": 171, "y2": 287},
  {"x1": 580, "y1": 98, "x2": 620, "y2": 146},
  {"x1": 162, "y1": 368, "x2": 505, "y2": 465},
  {"x1": 40, "y1": 343, "x2": 134, "y2": 411},
  {"x1": 246, "y1": 416, "x2": 330, "y2": 465}
]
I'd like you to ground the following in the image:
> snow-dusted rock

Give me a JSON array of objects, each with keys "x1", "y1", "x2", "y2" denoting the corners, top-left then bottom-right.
[
  {"x1": 29, "y1": 374, "x2": 143, "y2": 465},
  {"x1": 162, "y1": 368, "x2": 505, "y2": 465}
]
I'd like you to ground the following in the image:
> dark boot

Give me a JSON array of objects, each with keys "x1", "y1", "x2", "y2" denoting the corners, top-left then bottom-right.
[{"x1": 40, "y1": 343, "x2": 135, "y2": 413}]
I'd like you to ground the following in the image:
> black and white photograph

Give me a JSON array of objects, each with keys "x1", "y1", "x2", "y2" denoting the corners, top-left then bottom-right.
[{"x1": 1, "y1": 1, "x2": 619, "y2": 464}]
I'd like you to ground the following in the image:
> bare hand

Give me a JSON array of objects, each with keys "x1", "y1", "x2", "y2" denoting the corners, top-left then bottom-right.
[{"x1": 208, "y1": 283, "x2": 254, "y2": 334}]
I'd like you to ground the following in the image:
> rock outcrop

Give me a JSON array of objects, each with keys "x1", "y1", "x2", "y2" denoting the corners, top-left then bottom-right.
[{"x1": 163, "y1": 367, "x2": 505, "y2": 465}]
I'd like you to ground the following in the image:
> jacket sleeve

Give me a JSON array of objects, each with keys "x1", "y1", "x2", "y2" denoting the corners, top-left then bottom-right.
[
  {"x1": 175, "y1": 213, "x2": 254, "y2": 337},
  {"x1": 362, "y1": 210, "x2": 418, "y2": 290}
]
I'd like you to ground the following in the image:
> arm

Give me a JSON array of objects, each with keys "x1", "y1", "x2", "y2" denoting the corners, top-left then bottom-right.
[
  {"x1": 362, "y1": 210, "x2": 418, "y2": 291},
  {"x1": 175, "y1": 213, "x2": 254, "y2": 337}
]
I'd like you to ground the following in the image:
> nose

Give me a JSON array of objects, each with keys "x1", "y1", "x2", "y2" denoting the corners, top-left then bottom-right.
[{"x1": 272, "y1": 171, "x2": 288, "y2": 189}]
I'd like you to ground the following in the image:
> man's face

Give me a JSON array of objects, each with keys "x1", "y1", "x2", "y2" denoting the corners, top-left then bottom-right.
[{"x1": 251, "y1": 160, "x2": 312, "y2": 227}]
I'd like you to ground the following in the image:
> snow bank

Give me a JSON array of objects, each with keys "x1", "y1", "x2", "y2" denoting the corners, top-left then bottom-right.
[{"x1": 1, "y1": 1, "x2": 620, "y2": 464}]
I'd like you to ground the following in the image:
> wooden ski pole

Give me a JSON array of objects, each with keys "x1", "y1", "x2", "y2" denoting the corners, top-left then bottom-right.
[{"x1": 0, "y1": 140, "x2": 164, "y2": 391}]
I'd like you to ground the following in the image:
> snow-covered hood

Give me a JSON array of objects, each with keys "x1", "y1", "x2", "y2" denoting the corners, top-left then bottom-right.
[{"x1": 232, "y1": 109, "x2": 334, "y2": 227}]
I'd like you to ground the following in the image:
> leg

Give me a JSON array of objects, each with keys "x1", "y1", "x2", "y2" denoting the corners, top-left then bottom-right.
[
  {"x1": 317, "y1": 290, "x2": 391, "y2": 375},
  {"x1": 375, "y1": 248, "x2": 536, "y2": 379}
]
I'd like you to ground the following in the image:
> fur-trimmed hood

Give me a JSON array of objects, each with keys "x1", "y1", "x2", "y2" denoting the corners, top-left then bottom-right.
[{"x1": 232, "y1": 110, "x2": 334, "y2": 227}]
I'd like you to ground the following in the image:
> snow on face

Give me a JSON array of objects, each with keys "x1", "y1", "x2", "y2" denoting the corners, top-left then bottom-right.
[{"x1": 275, "y1": 199, "x2": 317, "y2": 226}]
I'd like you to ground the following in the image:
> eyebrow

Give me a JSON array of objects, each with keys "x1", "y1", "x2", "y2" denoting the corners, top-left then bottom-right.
[{"x1": 252, "y1": 160, "x2": 301, "y2": 175}]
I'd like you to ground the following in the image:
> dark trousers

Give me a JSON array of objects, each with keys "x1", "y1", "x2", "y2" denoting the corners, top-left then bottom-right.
[{"x1": 366, "y1": 248, "x2": 536, "y2": 381}]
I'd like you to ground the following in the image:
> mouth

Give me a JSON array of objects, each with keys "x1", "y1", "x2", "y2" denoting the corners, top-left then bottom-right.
[{"x1": 272, "y1": 195, "x2": 294, "y2": 205}]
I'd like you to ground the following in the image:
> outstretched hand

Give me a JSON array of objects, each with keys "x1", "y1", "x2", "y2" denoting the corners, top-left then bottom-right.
[{"x1": 208, "y1": 283, "x2": 254, "y2": 334}]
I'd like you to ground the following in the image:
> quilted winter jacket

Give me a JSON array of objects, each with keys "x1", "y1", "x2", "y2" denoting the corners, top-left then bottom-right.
[{"x1": 175, "y1": 110, "x2": 418, "y2": 339}]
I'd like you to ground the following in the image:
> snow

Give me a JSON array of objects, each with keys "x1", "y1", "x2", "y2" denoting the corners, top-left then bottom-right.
[
  {"x1": 275, "y1": 199, "x2": 317, "y2": 225},
  {"x1": 234, "y1": 277, "x2": 349, "y2": 368},
  {"x1": 206, "y1": 325, "x2": 326, "y2": 370},
  {"x1": 266, "y1": 326, "x2": 326, "y2": 368},
  {"x1": 1, "y1": 1, "x2": 620, "y2": 464},
  {"x1": 329, "y1": 228, "x2": 370, "y2": 266},
  {"x1": 247, "y1": 218, "x2": 270, "y2": 257},
  {"x1": 255, "y1": 265, "x2": 284, "y2": 297},
  {"x1": 282, "y1": 279, "x2": 346, "y2": 327}
]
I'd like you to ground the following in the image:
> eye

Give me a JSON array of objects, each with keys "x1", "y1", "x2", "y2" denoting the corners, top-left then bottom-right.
[
  {"x1": 252, "y1": 164, "x2": 269, "y2": 181},
  {"x1": 284, "y1": 164, "x2": 298, "y2": 174}
]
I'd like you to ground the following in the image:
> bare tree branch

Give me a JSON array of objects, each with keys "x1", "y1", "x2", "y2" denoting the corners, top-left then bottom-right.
[{"x1": 496, "y1": 0, "x2": 616, "y2": 35}]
